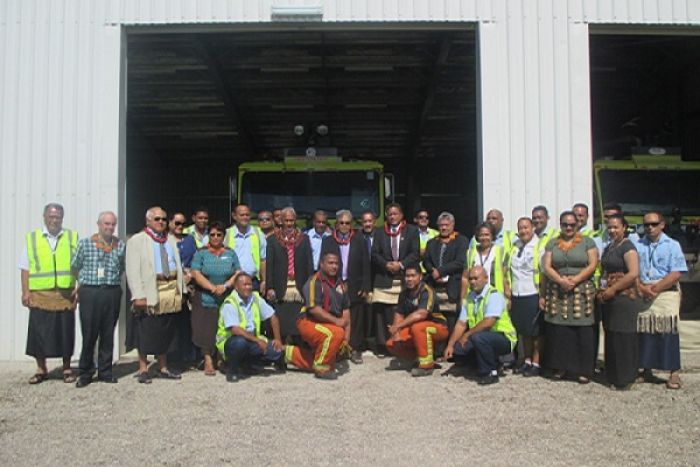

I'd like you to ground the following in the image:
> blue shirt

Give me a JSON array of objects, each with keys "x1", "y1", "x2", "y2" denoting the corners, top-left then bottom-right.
[
  {"x1": 191, "y1": 248, "x2": 240, "y2": 308},
  {"x1": 306, "y1": 228, "x2": 331, "y2": 271},
  {"x1": 227, "y1": 225, "x2": 267, "y2": 277},
  {"x1": 72, "y1": 237, "x2": 126, "y2": 286},
  {"x1": 634, "y1": 233, "x2": 687, "y2": 283},
  {"x1": 458, "y1": 284, "x2": 506, "y2": 322},
  {"x1": 151, "y1": 239, "x2": 177, "y2": 274},
  {"x1": 221, "y1": 292, "x2": 275, "y2": 333},
  {"x1": 174, "y1": 235, "x2": 196, "y2": 268}
]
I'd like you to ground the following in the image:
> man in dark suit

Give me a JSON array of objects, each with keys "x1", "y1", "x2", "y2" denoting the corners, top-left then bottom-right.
[
  {"x1": 265, "y1": 207, "x2": 313, "y2": 341},
  {"x1": 371, "y1": 203, "x2": 420, "y2": 354},
  {"x1": 423, "y1": 211, "x2": 468, "y2": 334},
  {"x1": 321, "y1": 209, "x2": 370, "y2": 364}
]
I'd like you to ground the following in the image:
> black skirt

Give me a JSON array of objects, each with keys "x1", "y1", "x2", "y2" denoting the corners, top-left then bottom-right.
[
  {"x1": 131, "y1": 313, "x2": 177, "y2": 355},
  {"x1": 25, "y1": 308, "x2": 75, "y2": 359},
  {"x1": 190, "y1": 292, "x2": 219, "y2": 353},
  {"x1": 510, "y1": 294, "x2": 542, "y2": 337},
  {"x1": 605, "y1": 330, "x2": 638, "y2": 387},
  {"x1": 543, "y1": 322, "x2": 595, "y2": 377}
]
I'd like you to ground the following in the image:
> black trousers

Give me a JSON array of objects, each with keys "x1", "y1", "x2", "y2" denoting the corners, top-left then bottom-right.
[
  {"x1": 78, "y1": 286, "x2": 122, "y2": 379},
  {"x1": 349, "y1": 301, "x2": 368, "y2": 351},
  {"x1": 373, "y1": 303, "x2": 397, "y2": 349}
]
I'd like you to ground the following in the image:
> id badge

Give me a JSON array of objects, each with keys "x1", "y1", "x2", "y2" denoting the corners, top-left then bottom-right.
[{"x1": 97, "y1": 267, "x2": 105, "y2": 279}]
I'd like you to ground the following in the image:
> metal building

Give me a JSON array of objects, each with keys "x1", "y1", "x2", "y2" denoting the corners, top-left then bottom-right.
[{"x1": 2, "y1": 0, "x2": 700, "y2": 360}]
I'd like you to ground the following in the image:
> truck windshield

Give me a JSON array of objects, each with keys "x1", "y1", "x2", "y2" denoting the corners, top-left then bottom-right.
[
  {"x1": 240, "y1": 170, "x2": 380, "y2": 218},
  {"x1": 597, "y1": 169, "x2": 700, "y2": 215}
]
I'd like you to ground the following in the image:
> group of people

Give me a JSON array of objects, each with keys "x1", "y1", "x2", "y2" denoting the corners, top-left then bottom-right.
[{"x1": 19, "y1": 199, "x2": 687, "y2": 389}]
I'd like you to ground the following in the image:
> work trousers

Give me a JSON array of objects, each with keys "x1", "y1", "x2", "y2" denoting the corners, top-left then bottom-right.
[
  {"x1": 78, "y1": 285, "x2": 122, "y2": 379},
  {"x1": 386, "y1": 321, "x2": 449, "y2": 369},
  {"x1": 453, "y1": 331, "x2": 511, "y2": 375},
  {"x1": 287, "y1": 318, "x2": 344, "y2": 373},
  {"x1": 223, "y1": 335, "x2": 283, "y2": 374}
]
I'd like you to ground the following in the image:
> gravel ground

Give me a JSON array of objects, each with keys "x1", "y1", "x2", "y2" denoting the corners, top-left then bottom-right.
[{"x1": 1, "y1": 353, "x2": 699, "y2": 466}]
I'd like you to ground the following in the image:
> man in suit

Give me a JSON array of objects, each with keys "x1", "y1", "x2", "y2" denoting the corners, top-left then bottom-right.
[
  {"x1": 371, "y1": 203, "x2": 420, "y2": 354},
  {"x1": 321, "y1": 209, "x2": 370, "y2": 364},
  {"x1": 265, "y1": 207, "x2": 313, "y2": 341},
  {"x1": 126, "y1": 206, "x2": 185, "y2": 384},
  {"x1": 423, "y1": 211, "x2": 468, "y2": 333}
]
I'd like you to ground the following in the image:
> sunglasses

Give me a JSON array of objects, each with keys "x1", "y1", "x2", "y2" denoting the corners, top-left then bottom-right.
[
  {"x1": 153, "y1": 217, "x2": 167, "y2": 222},
  {"x1": 417, "y1": 215, "x2": 429, "y2": 220},
  {"x1": 172, "y1": 221, "x2": 184, "y2": 226},
  {"x1": 560, "y1": 222, "x2": 577, "y2": 228},
  {"x1": 209, "y1": 232, "x2": 224, "y2": 238},
  {"x1": 644, "y1": 222, "x2": 661, "y2": 228},
  {"x1": 258, "y1": 217, "x2": 271, "y2": 222},
  {"x1": 337, "y1": 221, "x2": 351, "y2": 225}
]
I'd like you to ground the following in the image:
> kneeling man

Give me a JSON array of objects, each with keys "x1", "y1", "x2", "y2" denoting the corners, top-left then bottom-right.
[
  {"x1": 286, "y1": 252, "x2": 350, "y2": 380},
  {"x1": 385, "y1": 265, "x2": 448, "y2": 376},
  {"x1": 217, "y1": 273, "x2": 285, "y2": 382},
  {"x1": 444, "y1": 266, "x2": 517, "y2": 385}
]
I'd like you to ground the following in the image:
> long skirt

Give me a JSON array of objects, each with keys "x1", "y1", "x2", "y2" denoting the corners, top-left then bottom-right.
[
  {"x1": 605, "y1": 331, "x2": 638, "y2": 387},
  {"x1": 131, "y1": 313, "x2": 177, "y2": 355},
  {"x1": 543, "y1": 322, "x2": 595, "y2": 377},
  {"x1": 637, "y1": 290, "x2": 681, "y2": 371},
  {"x1": 26, "y1": 308, "x2": 75, "y2": 359},
  {"x1": 190, "y1": 293, "x2": 219, "y2": 354}
]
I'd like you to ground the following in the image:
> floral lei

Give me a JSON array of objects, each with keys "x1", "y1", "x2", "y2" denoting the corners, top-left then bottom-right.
[
  {"x1": 384, "y1": 220, "x2": 406, "y2": 237},
  {"x1": 332, "y1": 228, "x2": 355, "y2": 245},
  {"x1": 557, "y1": 232, "x2": 583, "y2": 252},
  {"x1": 91, "y1": 234, "x2": 120, "y2": 253}
]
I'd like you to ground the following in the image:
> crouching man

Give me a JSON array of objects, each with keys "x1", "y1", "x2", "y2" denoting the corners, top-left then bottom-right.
[
  {"x1": 216, "y1": 273, "x2": 285, "y2": 382},
  {"x1": 286, "y1": 252, "x2": 351, "y2": 380},
  {"x1": 385, "y1": 265, "x2": 449, "y2": 377},
  {"x1": 444, "y1": 266, "x2": 517, "y2": 385}
]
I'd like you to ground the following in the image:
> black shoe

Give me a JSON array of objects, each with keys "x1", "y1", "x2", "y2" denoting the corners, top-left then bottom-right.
[
  {"x1": 98, "y1": 377, "x2": 118, "y2": 384},
  {"x1": 410, "y1": 367, "x2": 434, "y2": 377},
  {"x1": 522, "y1": 366, "x2": 540, "y2": 377},
  {"x1": 274, "y1": 357, "x2": 287, "y2": 374},
  {"x1": 350, "y1": 351, "x2": 364, "y2": 365},
  {"x1": 477, "y1": 374, "x2": 500, "y2": 385},
  {"x1": 137, "y1": 372, "x2": 151, "y2": 384},
  {"x1": 226, "y1": 373, "x2": 242, "y2": 383},
  {"x1": 158, "y1": 369, "x2": 182, "y2": 380},
  {"x1": 314, "y1": 370, "x2": 338, "y2": 380},
  {"x1": 75, "y1": 377, "x2": 92, "y2": 388}
]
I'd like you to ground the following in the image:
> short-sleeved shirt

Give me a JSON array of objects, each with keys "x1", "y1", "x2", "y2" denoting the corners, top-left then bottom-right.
[
  {"x1": 227, "y1": 225, "x2": 267, "y2": 277},
  {"x1": 634, "y1": 233, "x2": 687, "y2": 283},
  {"x1": 301, "y1": 273, "x2": 350, "y2": 318},
  {"x1": 545, "y1": 235, "x2": 597, "y2": 276},
  {"x1": 221, "y1": 292, "x2": 275, "y2": 333},
  {"x1": 509, "y1": 236, "x2": 543, "y2": 297},
  {"x1": 397, "y1": 282, "x2": 445, "y2": 323},
  {"x1": 191, "y1": 247, "x2": 241, "y2": 307},
  {"x1": 458, "y1": 284, "x2": 506, "y2": 323},
  {"x1": 72, "y1": 237, "x2": 126, "y2": 286},
  {"x1": 601, "y1": 239, "x2": 637, "y2": 275},
  {"x1": 174, "y1": 234, "x2": 196, "y2": 269}
]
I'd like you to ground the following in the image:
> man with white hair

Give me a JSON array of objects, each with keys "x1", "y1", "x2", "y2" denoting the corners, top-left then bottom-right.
[
  {"x1": 126, "y1": 206, "x2": 184, "y2": 384},
  {"x1": 19, "y1": 202, "x2": 79, "y2": 384},
  {"x1": 72, "y1": 211, "x2": 125, "y2": 387}
]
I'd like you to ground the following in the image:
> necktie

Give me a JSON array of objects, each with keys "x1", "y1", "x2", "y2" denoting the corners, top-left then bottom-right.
[
  {"x1": 160, "y1": 243, "x2": 171, "y2": 276},
  {"x1": 287, "y1": 244, "x2": 295, "y2": 279},
  {"x1": 438, "y1": 243, "x2": 447, "y2": 267},
  {"x1": 365, "y1": 234, "x2": 372, "y2": 255},
  {"x1": 391, "y1": 228, "x2": 399, "y2": 261}
]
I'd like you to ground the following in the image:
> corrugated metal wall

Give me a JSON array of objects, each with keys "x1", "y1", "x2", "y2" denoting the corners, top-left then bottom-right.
[{"x1": 1, "y1": 0, "x2": 700, "y2": 360}]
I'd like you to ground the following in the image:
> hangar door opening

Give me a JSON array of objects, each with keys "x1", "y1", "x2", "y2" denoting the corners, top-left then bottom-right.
[
  {"x1": 125, "y1": 26, "x2": 478, "y2": 234},
  {"x1": 589, "y1": 31, "x2": 700, "y2": 318}
]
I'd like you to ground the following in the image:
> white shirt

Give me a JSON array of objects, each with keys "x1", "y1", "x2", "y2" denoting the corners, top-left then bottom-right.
[
  {"x1": 509, "y1": 236, "x2": 543, "y2": 297},
  {"x1": 18, "y1": 227, "x2": 65, "y2": 270}
]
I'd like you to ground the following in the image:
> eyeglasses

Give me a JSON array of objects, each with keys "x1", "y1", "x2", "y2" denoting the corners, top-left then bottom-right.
[
  {"x1": 337, "y1": 221, "x2": 351, "y2": 225},
  {"x1": 417, "y1": 215, "x2": 429, "y2": 220},
  {"x1": 644, "y1": 222, "x2": 661, "y2": 228},
  {"x1": 258, "y1": 217, "x2": 271, "y2": 222},
  {"x1": 172, "y1": 221, "x2": 184, "y2": 226},
  {"x1": 560, "y1": 222, "x2": 577, "y2": 228},
  {"x1": 153, "y1": 217, "x2": 167, "y2": 222},
  {"x1": 210, "y1": 232, "x2": 224, "y2": 238}
]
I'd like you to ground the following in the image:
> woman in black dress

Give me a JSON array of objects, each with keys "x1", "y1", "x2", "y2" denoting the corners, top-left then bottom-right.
[{"x1": 597, "y1": 214, "x2": 647, "y2": 390}]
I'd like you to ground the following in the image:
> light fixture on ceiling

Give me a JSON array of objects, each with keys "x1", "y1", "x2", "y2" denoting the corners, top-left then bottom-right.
[{"x1": 271, "y1": 5, "x2": 323, "y2": 22}]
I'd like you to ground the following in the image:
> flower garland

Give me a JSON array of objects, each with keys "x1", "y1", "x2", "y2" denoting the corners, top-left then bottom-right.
[
  {"x1": 384, "y1": 220, "x2": 406, "y2": 237},
  {"x1": 91, "y1": 234, "x2": 120, "y2": 253},
  {"x1": 332, "y1": 228, "x2": 355, "y2": 245},
  {"x1": 557, "y1": 232, "x2": 583, "y2": 252}
]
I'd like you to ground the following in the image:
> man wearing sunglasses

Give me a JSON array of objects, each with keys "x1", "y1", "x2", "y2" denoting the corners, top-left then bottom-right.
[
  {"x1": 634, "y1": 211, "x2": 687, "y2": 390},
  {"x1": 126, "y1": 206, "x2": 185, "y2": 384},
  {"x1": 321, "y1": 210, "x2": 370, "y2": 364}
]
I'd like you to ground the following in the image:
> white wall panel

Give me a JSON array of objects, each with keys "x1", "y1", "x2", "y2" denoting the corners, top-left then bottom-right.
[{"x1": 2, "y1": 0, "x2": 700, "y2": 359}]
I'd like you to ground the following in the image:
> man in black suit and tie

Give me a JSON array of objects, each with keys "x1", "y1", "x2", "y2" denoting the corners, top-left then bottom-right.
[
  {"x1": 371, "y1": 203, "x2": 420, "y2": 355},
  {"x1": 321, "y1": 209, "x2": 370, "y2": 364},
  {"x1": 423, "y1": 211, "x2": 468, "y2": 334}
]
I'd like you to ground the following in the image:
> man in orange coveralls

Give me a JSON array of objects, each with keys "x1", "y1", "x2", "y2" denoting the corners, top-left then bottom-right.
[
  {"x1": 285, "y1": 252, "x2": 350, "y2": 380},
  {"x1": 385, "y1": 264, "x2": 449, "y2": 377}
]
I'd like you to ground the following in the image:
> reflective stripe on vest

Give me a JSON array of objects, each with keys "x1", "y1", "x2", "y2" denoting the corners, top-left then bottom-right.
[
  {"x1": 506, "y1": 239, "x2": 543, "y2": 287},
  {"x1": 419, "y1": 228, "x2": 439, "y2": 273},
  {"x1": 225, "y1": 226, "x2": 262, "y2": 278},
  {"x1": 216, "y1": 291, "x2": 263, "y2": 360},
  {"x1": 466, "y1": 244, "x2": 504, "y2": 293},
  {"x1": 26, "y1": 229, "x2": 77, "y2": 290},
  {"x1": 465, "y1": 287, "x2": 517, "y2": 348},
  {"x1": 184, "y1": 225, "x2": 207, "y2": 248}
]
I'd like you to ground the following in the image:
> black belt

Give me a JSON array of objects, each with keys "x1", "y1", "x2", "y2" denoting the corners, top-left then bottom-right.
[{"x1": 81, "y1": 284, "x2": 121, "y2": 289}]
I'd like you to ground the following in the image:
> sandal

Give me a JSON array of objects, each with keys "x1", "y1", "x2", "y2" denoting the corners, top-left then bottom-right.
[
  {"x1": 137, "y1": 372, "x2": 152, "y2": 384},
  {"x1": 204, "y1": 368, "x2": 216, "y2": 376},
  {"x1": 158, "y1": 369, "x2": 182, "y2": 380},
  {"x1": 666, "y1": 373, "x2": 681, "y2": 390},
  {"x1": 63, "y1": 371, "x2": 77, "y2": 384},
  {"x1": 577, "y1": 376, "x2": 590, "y2": 385},
  {"x1": 28, "y1": 373, "x2": 48, "y2": 384}
]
